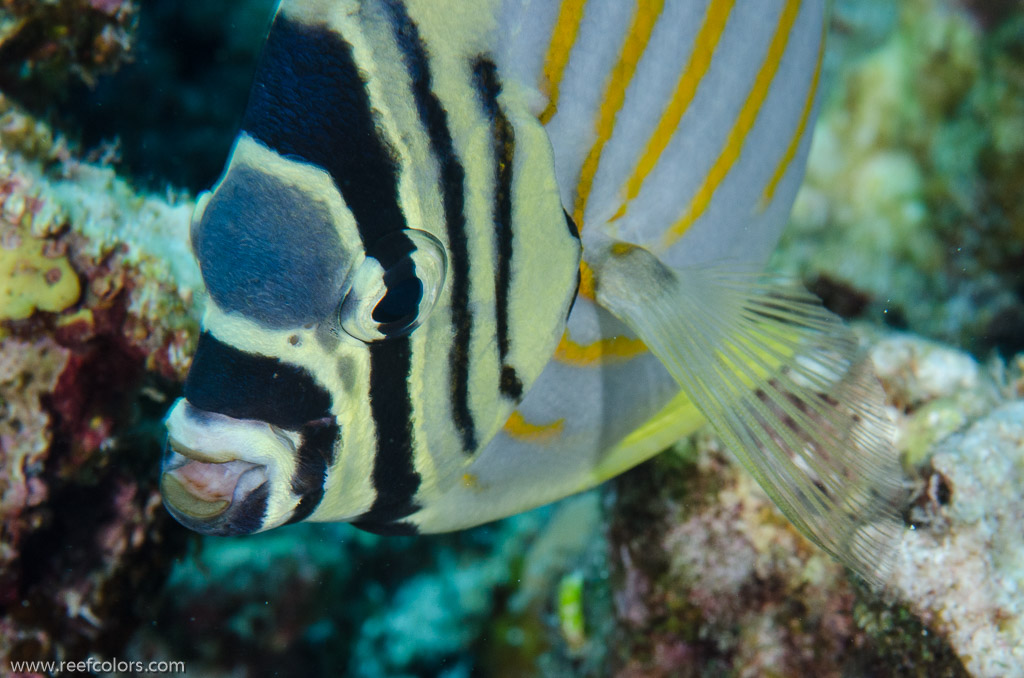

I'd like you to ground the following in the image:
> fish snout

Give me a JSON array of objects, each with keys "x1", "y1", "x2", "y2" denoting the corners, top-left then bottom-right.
[
  {"x1": 160, "y1": 398, "x2": 303, "y2": 535},
  {"x1": 160, "y1": 437, "x2": 270, "y2": 536}
]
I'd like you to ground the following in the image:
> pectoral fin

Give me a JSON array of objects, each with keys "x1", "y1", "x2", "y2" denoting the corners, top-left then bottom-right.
[{"x1": 588, "y1": 241, "x2": 905, "y2": 586}]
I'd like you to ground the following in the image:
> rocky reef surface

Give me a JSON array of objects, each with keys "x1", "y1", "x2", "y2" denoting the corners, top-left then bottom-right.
[
  {"x1": 0, "y1": 0, "x2": 1021, "y2": 676},
  {"x1": 607, "y1": 332, "x2": 1023, "y2": 678},
  {"x1": 0, "y1": 90, "x2": 198, "y2": 667},
  {"x1": 0, "y1": 0, "x2": 135, "y2": 93},
  {"x1": 0, "y1": 3, "x2": 200, "y2": 663},
  {"x1": 775, "y1": 0, "x2": 1024, "y2": 356}
]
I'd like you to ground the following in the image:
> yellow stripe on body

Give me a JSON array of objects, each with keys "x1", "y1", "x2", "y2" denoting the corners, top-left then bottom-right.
[
  {"x1": 610, "y1": 0, "x2": 736, "y2": 221},
  {"x1": 553, "y1": 330, "x2": 647, "y2": 366},
  {"x1": 758, "y1": 21, "x2": 824, "y2": 211},
  {"x1": 503, "y1": 410, "x2": 566, "y2": 442},
  {"x1": 577, "y1": 259, "x2": 596, "y2": 299},
  {"x1": 572, "y1": 0, "x2": 666, "y2": 230},
  {"x1": 661, "y1": 0, "x2": 803, "y2": 249},
  {"x1": 539, "y1": 0, "x2": 589, "y2": 124}
]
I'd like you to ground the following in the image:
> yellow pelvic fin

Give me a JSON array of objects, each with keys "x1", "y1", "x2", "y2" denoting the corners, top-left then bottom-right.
[{"x1": 590, "y1": 388, "x2": 706, "y2": 485}]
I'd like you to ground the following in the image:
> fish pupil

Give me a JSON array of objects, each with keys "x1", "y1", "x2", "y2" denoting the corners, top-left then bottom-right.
[{"x1": 373, "y1": 277, "x2": 423, "y2": 325}]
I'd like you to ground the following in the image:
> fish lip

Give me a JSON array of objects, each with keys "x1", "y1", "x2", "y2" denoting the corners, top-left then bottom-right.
[
  {"x1": 160, "y1": 437, "x2": 269, "y2": 530},
  {"x1": 163, "y1": 436, "x2": 235, "y2": 468}
]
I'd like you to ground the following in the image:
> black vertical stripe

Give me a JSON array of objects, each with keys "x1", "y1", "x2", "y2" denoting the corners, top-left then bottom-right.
[
  {"x1": 352, "y1": 339, "x2": 422, "y2": 527},
  {"x1": 241, "y1": 15, "x2": 413, "y2": 265},
  {"x1": 384, "y1": 0, "x2": 478, "y2": 452},
  {"x1": 242, "y1": 13, "x2": 422, "y2": 521},
  {"x1": 285, "y1": 419, "x2": 339, "y2": 524},
  {"x1": 472, "y1": 56, "x2": 523, "y2": 401}
]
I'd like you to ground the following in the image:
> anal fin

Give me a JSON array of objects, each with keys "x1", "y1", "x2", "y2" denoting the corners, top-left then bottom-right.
[{"x1": 589, "y1": 240, "x2": 906, "y2": 586}]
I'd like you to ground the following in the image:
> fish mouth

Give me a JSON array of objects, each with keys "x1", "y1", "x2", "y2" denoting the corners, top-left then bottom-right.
[{"x1": 160, "y1": 436, "x2": 271, "y2": 536}]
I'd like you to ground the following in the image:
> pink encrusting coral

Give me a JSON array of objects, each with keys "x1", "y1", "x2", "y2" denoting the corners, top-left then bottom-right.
[{"x1": 0, "y1": 337, "x2": 69, "y2": 569}]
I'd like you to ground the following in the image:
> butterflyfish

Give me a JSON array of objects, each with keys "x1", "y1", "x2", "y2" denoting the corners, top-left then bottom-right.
[{"x1": 161, "y1": 0, "x2": 905, "y2": 584}]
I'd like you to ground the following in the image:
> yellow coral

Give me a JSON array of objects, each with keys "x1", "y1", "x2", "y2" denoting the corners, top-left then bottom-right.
[{"x1": 0, "y1": 226, "x2": 80, "y2": 321}]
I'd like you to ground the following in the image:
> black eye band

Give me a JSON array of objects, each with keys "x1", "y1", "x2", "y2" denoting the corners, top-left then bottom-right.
[{"x1": 184, "y1": 332, "x2": 332, "y2": 430}]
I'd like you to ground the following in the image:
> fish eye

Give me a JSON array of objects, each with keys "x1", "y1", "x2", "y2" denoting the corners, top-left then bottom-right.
[{"x1": 339, "y1": 229, "x2": 447, "y2": 342}]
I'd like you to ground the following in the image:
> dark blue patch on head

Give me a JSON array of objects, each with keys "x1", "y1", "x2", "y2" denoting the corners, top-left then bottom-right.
[{"x1": 192, "y1": 167, "x2": 347, "y2": 328}]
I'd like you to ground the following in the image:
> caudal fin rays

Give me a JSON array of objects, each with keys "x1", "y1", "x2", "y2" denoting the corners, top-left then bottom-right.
[{"x1": 590, "y1": 242, "x2": 906, "y2": 586}]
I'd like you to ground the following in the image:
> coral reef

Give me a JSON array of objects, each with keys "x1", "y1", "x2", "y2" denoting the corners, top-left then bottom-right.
[
  {"x1": 0, "y1": 187, "x2": 79, "y2": 322},
  {"x1": 606, "y1": 437, "x2": 914, "y2": 677},
  {"x1": 0, "y1": 95, "x2": 196, "y2": 668},
  {"x1": 892, "y1": 398, "x2": 1024, "y2": 676},
  {"x1": 603, "y1": 332, "x2": 1019, "y2": 677},
  {"x1": 775, "y1": 0, "x2": 1024, "y2": 356},
  {"x1": 0, "y1": 0, "x2": 136, "y2": 92},
  {"x1": 123, "y1": 494, "x2": 608, "y2": 678}
]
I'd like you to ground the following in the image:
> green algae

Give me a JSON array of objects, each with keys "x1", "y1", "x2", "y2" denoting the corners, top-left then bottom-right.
[{"x1": 557, "y1": 572, "x2": 586, "y2": 653}]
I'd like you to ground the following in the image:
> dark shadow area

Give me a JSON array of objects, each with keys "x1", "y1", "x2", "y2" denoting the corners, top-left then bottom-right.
[{"x1": 5, "y1": 0, "x2": 277, "y2": 193}]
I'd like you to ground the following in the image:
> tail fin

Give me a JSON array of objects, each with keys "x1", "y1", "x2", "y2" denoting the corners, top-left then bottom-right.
[{"x1": 590, "y1": 241, "x2": 906, "y2": 586}]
